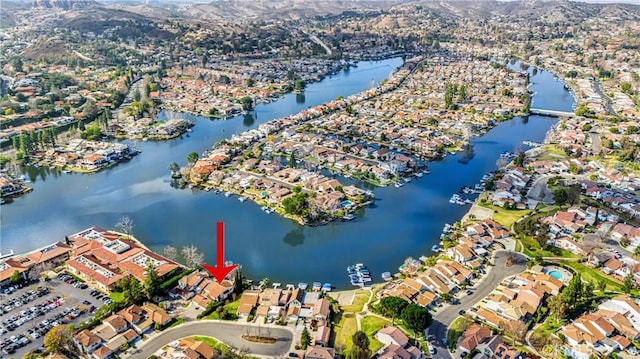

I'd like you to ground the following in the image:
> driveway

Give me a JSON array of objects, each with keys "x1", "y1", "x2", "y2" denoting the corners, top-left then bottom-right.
[
  {"x1": 129, "y1": 321, "x2": 294, "y2": 359},
  {"x1": 428, "y1": 251, "x2": 528, "y2": 359}
]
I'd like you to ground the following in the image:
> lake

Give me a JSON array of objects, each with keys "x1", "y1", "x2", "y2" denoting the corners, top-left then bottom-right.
[{"x1": 1, "y1": 59, "x2": 574, "y2": 288}]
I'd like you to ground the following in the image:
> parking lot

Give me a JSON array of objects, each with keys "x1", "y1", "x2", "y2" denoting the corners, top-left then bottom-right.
[{"x1": 1, "y1": 273, "x2": 108, "y2": 357}]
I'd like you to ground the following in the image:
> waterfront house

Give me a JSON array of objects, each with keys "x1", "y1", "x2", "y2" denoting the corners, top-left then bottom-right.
[
  {"x1": 0, "y1": 259, "x2": 30, "y2": 286},
  {"x1": 0, "y1": 176, "x2": 24, "y2": 197},
  {"x1": 312, "y1": 298, "x2": 331, "y2": 322},
  {"x1": 66, "y1": 227, "x2": 179, "y2": 292},
  {"x1": 237, "y1": 290, "x2": 260, "y2": 317},
  {"x1": 446, "y1": 245, "x2": 477, "y2": 264},
  {"x1": 25, "y1": 242, "x2": 72, "y2": 268}
]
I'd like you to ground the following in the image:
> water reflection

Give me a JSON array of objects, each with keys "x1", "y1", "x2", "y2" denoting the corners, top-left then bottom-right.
[
  {"x1": 457, "y1": 145, "x2": 475, "y2": 164},
  {"x1": 296, "y1": 93, "x2": 306, "y2": 104},
  {"x1": 243, "y1": 113, "x2": 255, "y2": 127},
  {"x1": 283, "y1": 226, "x2": 305, "y2": 247}
]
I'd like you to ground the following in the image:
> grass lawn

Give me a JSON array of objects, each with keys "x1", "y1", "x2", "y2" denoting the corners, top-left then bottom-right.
[
  {"x1": 477, "y1": 202, "x2": 530, "y2": 228},
  {"x1": 190, "y1": 336, "x2": 231, "y2": 353},
  {"x1": 528, "y1": 315, "x2": 565, "y2": 350},
  {"x1": 558, "y1": 260, "x2": 623, "y2": 291},
  {"x1": 340, "y1": 290, "x2": 369, "y2": 313},
  {"x1": 109, "y1": 291, "x2": 125, "y2": 303},
  {"x1": 334, "y1": 313, "x2": 358, "y2": 352},
  {"x1": 360, "y1": 316, "x2": 390, "y2": 353},
  {"x1": 447, "y1": 317, "x2": 469, "y2": 351},
  {"x1": 520, "y1": 236, "x2": 577, "y2": 258}
]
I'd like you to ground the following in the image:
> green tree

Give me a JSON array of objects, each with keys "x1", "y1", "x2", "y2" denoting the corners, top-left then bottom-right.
[
  {"x1": 294, "y1": 79, "x2": 305, "y2": 92},
  {"x1": 168, "y1": 162, "x2": 180, "y2": 174},
  {"x1": 439, "y1": 292, "x2": 454, "y2": 303},
  {"x1": 620, "y1": 82, "x2": 632, "y2": 95},
  {"x1": 187, "y1": 152, "x2": 199, "y2": 164},
  {"x1": 563, "y1": 273, "x2": 583, "y2": 305},
  {"x1": 301, "y1": 326, "x2": 311, "y2": 349},
  {"x1": 548, "y1": 293, "x2": 568, "y2": 319},
  {"x1": 513, "y1": 152, "x2": 525, "y2": 167},
  {"x1": 288, "y1": 152, "x2": 296, "y2": 168},
  {"x1": 444, "y1": 84, "x2": 455, "y2": 110},
  {"x1": 143, "y1": 260, "x2": 161, "y2": 300},
  {"x1": 0, "y1": 156, "x2": 10, "y2": 169},
  {"x1": 133, "y1": 89, "x2": 141, "y2": 102},
  {"x1": 245, "y1": 78, "x2": 255, "y2": 87},
  {"x1": 81, "y1": 123, "x2": 102, "y2": 141},
  {"x1": 10, "y1": 270, "x2": 20, "y2": 283},
  {"x1": 239, "y1": 96, "x2": 254, "y2": 111},
  {"x1": 43, "y1": 324, "x2": 73, "y2": 354},
  {"x1": 347, "y1": 331, "x2": 371, "y2": 359},
  {"x1": 553, "y1": 188, "x2": 568, "y2": 206},
  {"x1": 401, "y1": 303, "x2": 432, "y2": 338},
  {"x1": 233, "y1": 269, "x2": 243, "y2": 294},
  {"x1": 458, "y1": 85, "x2": 467, "y2": 102},
  {"x1": 623, "y1": 273, "x2": 634, "y2": 294},
  {"x1": 379, "y1": 296, "x2": 408, "y2": 321},
  {"x1": 117, "y1": 275, "x2": 143, "y2": 304}
]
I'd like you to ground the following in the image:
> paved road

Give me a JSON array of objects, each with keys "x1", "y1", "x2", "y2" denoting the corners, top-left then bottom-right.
[
  {"x1": 114, "y1": 77, "x2": 145, "y2": 119},
  {"x1": 129, "y1": 321, "x2": 293, "y2": 359},
  {"x1": 589, "y1": 132, "x2": 601, "y2": 155},
  {"x1": 592, "y1": 81, "x2": 617, "y2": 116},
  {"x1": 526, "y1": 176, "x2": 554, "y2": 204},
  {"x1": 428, "y1": 251, "x2": 528, "y2": 359}
]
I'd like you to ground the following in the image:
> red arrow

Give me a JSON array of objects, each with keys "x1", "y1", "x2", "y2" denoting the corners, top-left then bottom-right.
[{"x1": 201, "y1": 222, "x2": 239, "y2": 283}]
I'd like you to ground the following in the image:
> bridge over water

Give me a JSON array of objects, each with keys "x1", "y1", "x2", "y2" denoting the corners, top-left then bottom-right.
[{"x1": 529, "y1": 108, "x2": 575, "y2": 118}]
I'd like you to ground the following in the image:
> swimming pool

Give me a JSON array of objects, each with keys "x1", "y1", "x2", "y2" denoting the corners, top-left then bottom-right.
[{"x1": 548, "y1": 270, "x2": 563, "y2": 280}]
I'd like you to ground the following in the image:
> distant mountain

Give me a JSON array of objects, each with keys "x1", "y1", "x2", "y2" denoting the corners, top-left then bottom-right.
[
  {"x1": 179, "y1": 0, "x2": 400, "y2": 21},
  {"x1": 389, "y1": 0, "x2": 640, "y2": 22},
  {"x1": 31, "y1": 0, "x2": 97, "y2": 10}
]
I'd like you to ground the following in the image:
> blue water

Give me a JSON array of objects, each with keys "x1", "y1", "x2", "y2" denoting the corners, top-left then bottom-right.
[
  {"x1": 548, "y1": 270, "x2": 564, "y2": 280},
  {"x1": 1, "y1": 60, "x2": 574, "y2": 288}
]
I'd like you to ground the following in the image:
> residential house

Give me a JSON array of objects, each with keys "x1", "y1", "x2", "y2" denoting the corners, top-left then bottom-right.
[
  {"x1": 312, "y1": 298, "x2": 331, "y2": 322},
  {"x1": 142, "y1": 303, "x2": 172, "y2": 327},
  {"x1": 305, "y1": 346, "x2": 335, "y2": 359},
  {"x1": 74, "y1": 330, "x2": 103, "y2": 354},
  {"x1": 237, "y1": 290, "x2": 260, "y2": 317},
  {"x1": 458, "y1": 324, "x2": 492, "y2": 353},
  {"x1": 315, "y1": 326, "x2": 331, "y2": 347}
]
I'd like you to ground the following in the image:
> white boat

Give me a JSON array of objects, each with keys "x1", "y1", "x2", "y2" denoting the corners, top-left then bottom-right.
[
  {"x1": 343, "y1": 214, "x2": 355, "y2": 221},
  {"x1": 432, "y1": 245, "x2": 441, "y2": 252},
  {"x1": 394, "y1": 182, "x2": 404, "y2": 188},
  {"x1": 423, "y1": 169, "x2": 431, "y2": 174},
  {"x1": 403, "y1": 177, "x2": 412, "y2": 183},
  {"x1": 381, "y1": 272, "x2": 392, "y2": 281},
  {"x1": 415, "y1": 172, "x2": 423, "y2": 178},
  {"x1": 298, "y1": 282, "x2": 308, "y2": 290},
  {"x1": 238, "y1": 196, "x2": 247, "y2": 202},
  {"x1": 224, "y1": 191, "x2": 233, "y2": 197}
]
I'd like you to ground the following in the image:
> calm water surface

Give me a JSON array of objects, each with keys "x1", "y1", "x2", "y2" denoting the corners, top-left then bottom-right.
[{"x1": 1, "y1": 60, "x2": 574, "y2": 288}]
